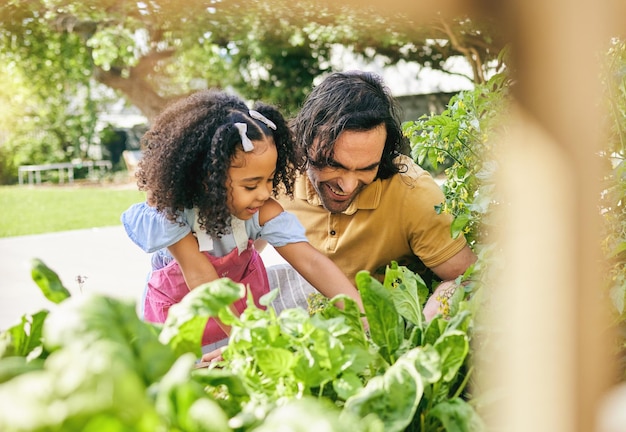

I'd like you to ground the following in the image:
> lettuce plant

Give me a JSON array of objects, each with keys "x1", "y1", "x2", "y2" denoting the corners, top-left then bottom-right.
[{"x1": 0, "y1": 259, "x2": 484, "y2": 431}]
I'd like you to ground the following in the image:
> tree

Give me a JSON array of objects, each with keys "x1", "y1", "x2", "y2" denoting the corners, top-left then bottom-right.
[
  {"x1": 0, "y1": 0, "x2": 507, "y2": 182},
  {"x1": 0, "y1": 5, "x2": 107, "y2": 165},
  {"x1": 0, "y1": 0, "x2": 505, "y2": 120}
]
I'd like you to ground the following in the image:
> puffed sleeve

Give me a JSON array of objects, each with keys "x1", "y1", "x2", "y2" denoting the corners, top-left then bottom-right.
[
  {"x1": 259, "y1": 211, "x2": 308, "y2": 247},
  {"x1": 120, "y1": 202, "x2": 191, "y2": 253}
]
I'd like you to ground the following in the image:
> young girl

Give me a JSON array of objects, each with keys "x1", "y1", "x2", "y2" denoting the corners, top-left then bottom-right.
[{"x1": 122, "y1": 89, "x2": 363, "y2": 347}]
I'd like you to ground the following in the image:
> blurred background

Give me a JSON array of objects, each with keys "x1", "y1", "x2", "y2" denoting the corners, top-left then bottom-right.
[{"x1": 1, "y1": 1, "x2": 625, "y2": 430}]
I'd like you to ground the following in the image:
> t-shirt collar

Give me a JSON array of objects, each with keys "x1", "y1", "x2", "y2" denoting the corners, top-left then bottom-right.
[{"x1": 295, "y1": 174, "x2": 382, "y2": 215}]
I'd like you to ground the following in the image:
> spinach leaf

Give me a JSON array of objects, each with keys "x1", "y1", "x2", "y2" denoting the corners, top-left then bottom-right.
[
  {"x1": 30, "y1": 258, "x2": 71, "y2": 304},
  {"x1": 159, "y1": 278, "x2": 245, "y2": 357},
  {"x1": 427, "y1": 398, "x2": 486, "y2": 432},
  {"x1": 356, "y1": 271, "x2": 404, "y2": 364},
  {"x1": 0, "y1": 310, "x2": 48, "y2": 359},
  {"x1": 435, "y1": 331, "x2": 469, "y2": 383},
  {"x1": 383, "y1": 261, "x2": 428, "y2": 329},
  {"x1": 344, "y1": 354, "x2": 424, "y2": 432},
  {"x1": 402, "y1": 345, "x2": 443, "y2": 385},
  {"x1": 43, "y1": 293, "x2": 176, "y2": 384}
]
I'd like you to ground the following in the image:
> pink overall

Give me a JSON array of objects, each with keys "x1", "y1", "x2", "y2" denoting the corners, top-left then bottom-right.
[{"x1": 143, "y1": 240, "x2": 269, "y2": 345}]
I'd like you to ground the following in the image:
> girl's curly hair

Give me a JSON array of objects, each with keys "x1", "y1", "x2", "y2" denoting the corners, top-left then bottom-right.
[{"x1": 136, "y1": 89, "x2": 299, "y2": 237}]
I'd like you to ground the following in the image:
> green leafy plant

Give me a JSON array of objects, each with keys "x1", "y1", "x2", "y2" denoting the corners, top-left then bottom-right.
[
  {"x1": 600, "y1": 39, "x2": 626, "y2": 312},
  {"x1": 0, "y1": 258, "x2": 484, "y2": 431},
  {"x1": 402, "y1": 70, "x2": 511, "y2": 247},
  {"x1": 599, "y1": 37, "x2": 626, "y2": 374},
  {"x1": 402, "y1": 66, "x2": 513, "y2": 417}
]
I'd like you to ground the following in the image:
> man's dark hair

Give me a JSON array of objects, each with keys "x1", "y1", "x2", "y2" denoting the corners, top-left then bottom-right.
[{"x1": 292, "y1": 70, "x2": 409, "y2": 179}]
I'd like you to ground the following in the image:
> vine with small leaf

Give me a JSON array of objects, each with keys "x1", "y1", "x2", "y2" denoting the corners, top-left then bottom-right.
[
  {"x1": 402, "y1": 71, "x2": 511, "y2": 249},
  {"x1": 402, "y1": 69, "x2": 514, "y2": 408},
  {"x1": 599, "y1": 37, "x2": 626, "y2": 374}
]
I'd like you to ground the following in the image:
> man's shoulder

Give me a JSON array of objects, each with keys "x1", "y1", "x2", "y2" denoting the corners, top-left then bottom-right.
[
  {"x1": 375, "y1": 156, "x2": 446, "y2": 213},
  {"x1": 388, "y1": 155, "x2": 437, "y2": 189}
]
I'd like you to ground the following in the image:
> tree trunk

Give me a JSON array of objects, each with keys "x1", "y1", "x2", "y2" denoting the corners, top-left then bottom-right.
[{"x1": 94, "y1": 66, "x2": 170, "y2": 122}]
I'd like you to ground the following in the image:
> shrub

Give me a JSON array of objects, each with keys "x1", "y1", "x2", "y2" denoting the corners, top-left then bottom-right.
[
  {"x1": 0, "y1": 259, "x2": 484, "y2": 431},
  {"x1": 402, "y1": 72, "x2": 511, "y2": 248}
]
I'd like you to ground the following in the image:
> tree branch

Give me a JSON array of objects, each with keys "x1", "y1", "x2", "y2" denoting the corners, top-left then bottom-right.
[
  {"x1": 439, "y1": 17, "x2": 485, "y2": 84},
  {"x1": 94, "y1": 66, "x2": 169, "y2": 121}
]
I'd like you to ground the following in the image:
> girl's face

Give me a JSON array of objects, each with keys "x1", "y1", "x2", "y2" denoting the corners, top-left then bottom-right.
[{"x1": 226, "y1": 137, "x2": 278, "y2": 220}]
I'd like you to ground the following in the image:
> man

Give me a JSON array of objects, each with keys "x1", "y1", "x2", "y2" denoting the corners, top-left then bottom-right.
[{"x1": 271, "y1": 70, "x2": 477, "y2": 321}]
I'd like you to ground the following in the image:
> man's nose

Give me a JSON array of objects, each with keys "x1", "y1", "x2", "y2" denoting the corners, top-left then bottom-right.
[{"x1": 337, "y1": 173, "x2": 359, "y2": 194}]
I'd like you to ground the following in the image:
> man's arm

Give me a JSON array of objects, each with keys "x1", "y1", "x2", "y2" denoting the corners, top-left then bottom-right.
[
  {"x1": 423, "y1": 244, "x2": 477, "y2": 321},
  {"x1": 430, "y1": 244, "x2": 477, "y2": 281}
]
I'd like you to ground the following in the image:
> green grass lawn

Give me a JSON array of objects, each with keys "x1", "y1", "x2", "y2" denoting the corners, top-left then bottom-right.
[{"x1": 0, "y1": 185, "x2": 146, "y2": 238}]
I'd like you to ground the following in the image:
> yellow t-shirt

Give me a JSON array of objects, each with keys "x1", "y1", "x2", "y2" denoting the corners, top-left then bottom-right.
[{"x1": 278, "y1": 156, "x2": 467, "y2": 284}]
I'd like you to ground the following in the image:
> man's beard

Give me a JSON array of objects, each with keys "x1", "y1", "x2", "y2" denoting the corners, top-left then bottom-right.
[{"x1": 315, "y1": 180, "x2": 363, "y2": 214}]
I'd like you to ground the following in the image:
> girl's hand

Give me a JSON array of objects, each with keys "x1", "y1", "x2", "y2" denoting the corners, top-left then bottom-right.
[{"x1": 194, "y1": 345, "x2": 227, "y2": 368}]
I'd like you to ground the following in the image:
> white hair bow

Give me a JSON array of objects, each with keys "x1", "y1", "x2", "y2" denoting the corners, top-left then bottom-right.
[
  {"x1": 249, "y1": 109, "x2": 277, "y2": 130},
  {"x1": 234, "y1": 122, "x2": 254, "y2": 152}
]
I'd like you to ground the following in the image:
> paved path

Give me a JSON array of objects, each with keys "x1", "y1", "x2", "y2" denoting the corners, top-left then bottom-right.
[{"x1": 0, "y1": 225, "x2": 286, "y2": 331}]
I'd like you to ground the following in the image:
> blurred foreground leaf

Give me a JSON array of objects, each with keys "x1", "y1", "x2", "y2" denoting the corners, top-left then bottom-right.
[{"x1": 30, "y1": 258, "x2": 71, "y2": 304}]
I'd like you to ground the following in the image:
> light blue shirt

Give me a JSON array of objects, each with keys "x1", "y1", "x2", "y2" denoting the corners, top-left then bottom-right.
[{"x1": 121, "y1": 202, "x2": 308, "y2": 270}]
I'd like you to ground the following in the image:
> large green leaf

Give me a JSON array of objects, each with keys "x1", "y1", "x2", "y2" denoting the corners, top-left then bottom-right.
[
  {"x1": 356, "y1": 271, "x2": 404, "y2": 364},
  {"x1": 402, "y1": 345, "x2": 443, "y2": 385},
  {"x1": 383, "y1": 261, "x2": 428, "y2": 328},
  {"x1": 0, "y1": 310, "x2": 48, "y2": 359},
  {"x1": 0, "y1": 341, "x2": 162, "y2": 431},
  {"x1": 344, "y1": 356, "x2": 424, "y2": 432},
  {"x1": 427, "y1": 398, "x2": 486, "y2": 432},
  {"x1": 159, "y1": 278, "x2": 246, "y2": 357},
  {"x1": 43, "y1": 293, "x2": 176, "y2": 384},
  {"x1": 434, "y1": 331, "x2": 469, "y2": 383},
  {"x1": 30, "y1": 258, "x2": 71, "y2": 304}
]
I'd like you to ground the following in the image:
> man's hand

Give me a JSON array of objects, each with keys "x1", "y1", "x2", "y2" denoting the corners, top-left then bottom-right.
[{"x1": 423, "y1": 280, "x2": 458, "y2": 322}]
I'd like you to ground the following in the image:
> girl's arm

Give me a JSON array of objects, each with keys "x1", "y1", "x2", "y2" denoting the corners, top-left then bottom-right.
[
  {"x1": 167, "y1": 232, "x2": 220, "y2": 290},
  {"x1": 274, "y1": 241, "x2": 364, "y2": 313},
  {"x1": 258, "y1": 198, "x2": 364, "y2": 312},
  {"x1": 145, "y1": 191, "x2": 221, "y2": 290},
  {"x1": 167, "y1": 232, "x2": 232, "y2": 335}
]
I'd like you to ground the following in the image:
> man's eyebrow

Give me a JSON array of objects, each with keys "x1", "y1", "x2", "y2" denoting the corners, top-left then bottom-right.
[{"x1": 329, "y1": 159, "x2": 380, "y2": 171}]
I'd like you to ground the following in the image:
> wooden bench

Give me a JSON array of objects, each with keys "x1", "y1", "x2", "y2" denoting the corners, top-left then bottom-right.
[
  {"x1": 122, "y1": 150, "x2": 143, "y2": 178},
  {"x1": 18, "y1": 160, "x2": 113, "y2": 185}
]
